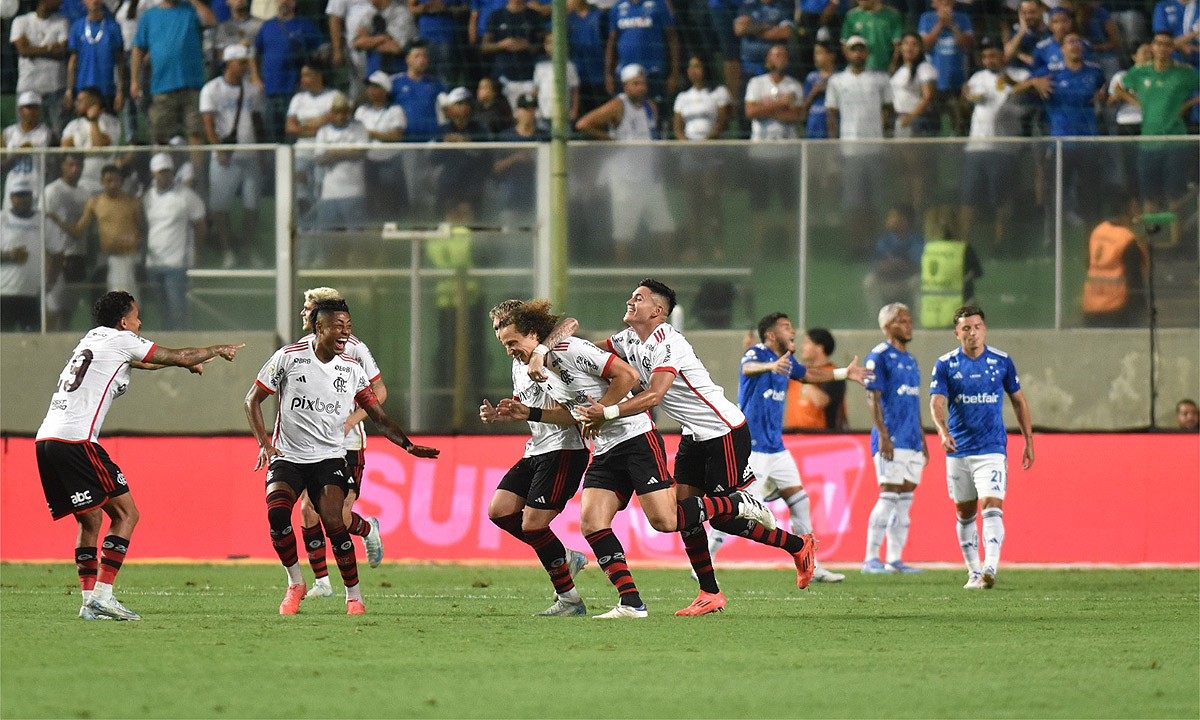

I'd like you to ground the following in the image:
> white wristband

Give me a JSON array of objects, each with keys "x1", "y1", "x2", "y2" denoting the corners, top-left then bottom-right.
[
  {"x1": 603, "y1": 404, "x2": 620, "y2": 420},
  {"x1": 833, "y1": 367, "x2": 848, "y2": 381},
  {"x1": 533, "y1": 344, "x2": 550, "y2": 357}
]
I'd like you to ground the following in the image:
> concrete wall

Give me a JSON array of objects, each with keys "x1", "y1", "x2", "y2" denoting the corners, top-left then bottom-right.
[{"x1": 2, "y1": 328, "x2": 1197, "y2": 433}]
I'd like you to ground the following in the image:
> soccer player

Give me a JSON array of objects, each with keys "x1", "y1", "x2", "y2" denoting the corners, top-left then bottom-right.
[
  {"x1": 930, "y1": 305, "x2": 1034, "y2": 590},
  {"x1": 496, "y1": 300, "x2": 775, "y2": 618},
  {"x1": 579, "y1": 279, "x2": 819, "y2": 615},
  {"x1": 862, "y1": 302, "x2": 927, "y2": 574},
  {"x1": 290, "y1": 287, "x2": 389, "y2": 600},
  {"x1": 245, "y1": 299, "x2": 439, "y2": 615},
  {"x1": 35, "y1": 291, "x2": 244, "y2": 621},
  {"x1": 706, "y1": 311, "x2": 870, "y2": 582},
  {"x1": 479, "y1": 299, "x2": 591, "y2": 617}
]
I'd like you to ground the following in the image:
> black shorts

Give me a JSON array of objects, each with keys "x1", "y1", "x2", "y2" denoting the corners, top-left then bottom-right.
[
  {"x1": 673, "y1": 424, "x2": 755, "y2": 496},
  {"x1": 582, "y1": 430, "x2": 674, "y2": 509},
  {"x1": 343, "y1": 449, "x2": 364, "y2": 496},
  {"x1": 36, "y1": 439, "x2": 131, "y2": 520},
  {"x1": 266, "y1": 457, "x2": 349, "y2": 501},
  {"x1": 497, "y1": 449, "x2": 590, "y2": 510}
]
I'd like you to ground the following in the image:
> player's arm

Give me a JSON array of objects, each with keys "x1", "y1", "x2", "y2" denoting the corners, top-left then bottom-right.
[
  {"x1": 145, "y1": 343, "x2": 244, "y2": 370},
  {"x1": 526, "y1": 316, "x2": 579, "y2": 381},
  {"x1": 494, "y1": 398, "x2": 578, "y2": 426},
  {"x1": 930, "y1": 392, "x2": 955, "y2": 453},
  {"x1": 580, "y1": 362, "x2": 668, "y2": 423},
  {"x1": 244, "y1": 383, "x2": 283, "y2": 471},
  {"x1": 803, "y1": 356, "x2": 872, "y2": 385},
  {"x1": 742, "y1": 351, "x2": 794, "y2": 377},
  {"x1": 362, "y1": 397, "x2": 440, "y2": 458},
  {"x1": 867, "y1": 388, "x2": 894, "y2": 460},
  {"x1": 1008, "y1": 388, "x2": 1034, "y2": 469},
  {"x1": 344, "y1": 377, "x2": 386, "y2": 435}
]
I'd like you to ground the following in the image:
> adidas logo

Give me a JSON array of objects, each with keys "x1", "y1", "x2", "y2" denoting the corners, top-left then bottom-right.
[
  {"x1": 534, "y1": 495, "x2": 546, "y2": 504},
  {"x1": 296, "y1": 375, "x2": 307, "y2": 383},
  {"x1": 713, "y1": 484, "x2": 724, "y2": 492},
  {"x1": 647, "y1": 476, "x2": 659, "y2": 484}
]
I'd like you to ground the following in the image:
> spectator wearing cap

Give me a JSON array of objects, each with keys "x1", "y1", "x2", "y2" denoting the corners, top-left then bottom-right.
[
  {"x1": 255, "y1": 0, "x2": 327, "y2": 143},
  {"x1": 66, "y1": 0, "x2": 126, "y2": 118},
  {"x1": 475, "y1": 76, "x2": 515, "y2": 137},
  {"x1": 409, "y1": 0, "x2": 470, "y2": 86},
  {"x1": 606, "y1": 0, "x2": 681, "y2": 109},
  {"x1": 356, "y1": 70, "x2": 408, "y2": 218},
  {"x1": 531, "y1": 32, "x2": 581, "y2": 129},
  {"x1": 354, "y1": 0, "x2": 416, "y2": 80},
  {"x1": 201, "y1": 43, "x2": 266, "y2": 269},
  {"x1": 745, "y1": 44, "x2": 804, "y2": 255},
  {"x1": 1004, "y1": 0, "x2": 1051, "y2": 70},
  {"x1": 130, "y1": 0, "x2": 217, "y2": 145},
  {"x1": 212, "y1": 0, "x2": 263, "y2": 82},
  {"x1": 841, "y1": 0, "x2": 903, "y2": 73},
  {"x1": 826, "y1": 33, "x2": 893, "y2": 254},
  {"x1": 60, "y1": 87, "x2": 121, "y2": 195},
  {"x1": 311, "y1": 93, "x2": 371, "y2": 233},
  {"x1": 11, "y1": 0, "x2": 71, "y2": 135},
  {"x1": 482, "y1": 0, "x2": 544, "y2": 108},
  {"x1": 576, "y1": 63, "x2": 676, "y2": 265},
  {"x1": 1, "y1": 176, "x2": 69, "y2": 331},
  {"x1": 735, "y1": 0, "x2": 795, "y2": 80},
  {"x1": 143, "y1": 152, "x2": 205, "y2": 328},
  {"x1": 2, "y1": 93, "x2": 55, "y2": 210},
  {"x1": 918, "y1": 0, "x2": 972, "y2": 135}
]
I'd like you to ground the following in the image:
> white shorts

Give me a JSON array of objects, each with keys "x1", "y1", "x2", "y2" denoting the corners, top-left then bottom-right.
[
  {"x1": 945, "y1": 454, "x2": 1007, "y2": 503},
  {"x1": 610, "y1": 181, "x2": 675, "y2": 243},
  {"x1": 873, "y1": 448, "x2": 926, "y2": 487},
  {"x1": 208, "y1": 155, "x2": 262, "y2": 212},
  {"x1": 748, "y1": 450, "x2": 804, "y2": 503}
]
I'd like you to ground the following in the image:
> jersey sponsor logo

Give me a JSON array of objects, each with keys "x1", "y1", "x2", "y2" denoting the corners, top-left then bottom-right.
[
  {"x1": 955, "y1": 392, "x2": 999, "y2": 404},
  {"x1": 617, "y1": 16, "x2": 654, "y2": 29},
  {"x1": 333, "y1": 376, "x2": 348, "y2": 393},
  {"x1": 70, "y1": 490, "x2": 93, "y2": 506},
  {"x1": 896, "y1": 384, "x2": 920, "y2": 397},
  {"x1": 292, "y1": 357, "x2": 311, "y2": 364},
  {"x1": 575, "y1": 355, "x2": 599, "y2": 374},
  {"x1": 761, "y1": 388, "x2": 786, "y2": 401},
  {"x1": 50, "y1": 398, "x2": 68, "y2": 411},
  {"x1": 290, "y1": 395, "x2": 344, "y2": 415},
  {"x1": 335, "y1": 364, "x2": 354, "y2": 372}
]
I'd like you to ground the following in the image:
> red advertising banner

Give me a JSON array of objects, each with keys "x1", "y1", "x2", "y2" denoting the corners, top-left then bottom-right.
[{"x1": 2, "y1": 434, "x2": 1196, "y2": 564}]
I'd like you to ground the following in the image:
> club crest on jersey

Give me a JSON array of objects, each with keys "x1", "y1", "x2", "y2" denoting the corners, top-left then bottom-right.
[{"x1": 333, "y1": 376, "x2": 348, "y2": 393}]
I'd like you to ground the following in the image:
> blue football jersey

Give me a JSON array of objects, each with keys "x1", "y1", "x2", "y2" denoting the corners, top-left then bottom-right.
[
  {"x1": 929, "y1": 346, "x2": 1021, "y2": 457},
  {"x1": 738, "y1": 343, "x2": 806, "y2": 454},
  {"x1": 864, "y1": 341, "x2": 923, "y2": 455}
]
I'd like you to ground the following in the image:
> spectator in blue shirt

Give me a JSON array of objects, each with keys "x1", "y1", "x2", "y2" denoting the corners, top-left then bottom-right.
[
  {"x1": 1032, "y1": 7, "x2": 1088, "y2": 72},
  {"x1": 735, "y1": 0, "x2": 795, "y2": 78},
  {"x1": 606, "y1": 0, "x2": 682, "y2": 106},
  {"x1": 1151, "y1": 0, "x2": 1199, "y2": 66},
  {"x1": 130, "y1": 0, "x2": 216, "y2": 144},
  {"x1": 1070, "y1": 0, "x2": 1122, "y2": 79},
  {"x1": 863, "y1": 204, "x2": 924, "y2": 312},
  {"x1": 797, "y1": 0, "x2": 848, "y2": 80},
  {"x1": 568, "y1": 0, "x2": 608, "y2": 114},
  {"x1": 800, "y1": 39, "x2": 835, "y2": 138},
  {"x1": 918, "y1": 0, "x2": 972, "y2": 134},
  {"x1": 67, "y1": 0, "x2": 125, "y2": 113},
  {"x1": 410, "y1": 0, "x2": 471, "y2": 85},
  {"x1": 709, "y1": 0, "x2": 745, "y2": 113},
  {"x1": 392, "y1": 41, "x2": 447, "y2": 141},
  {"x1": 481, "y1": 0, "x2": 544, "y2": 104},
  {"x1": 254, "y1": 0, "x2": 327, "y2": 143},
  {"x1": 1002, "y1": 0, "x2": 1050, "y2": 70}
]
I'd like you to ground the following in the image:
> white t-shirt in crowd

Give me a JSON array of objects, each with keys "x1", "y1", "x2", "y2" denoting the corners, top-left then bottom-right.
[
  {"x1": 744, "y1": 72, "x2": 805, "y2": 141},
  {"x1": 674, "y1": 84, "x2": 732, "y2": 141},
  {"x1": 199, "y1": 75, "x2": 265, "y2": 160},
  {"x1": 964, "y1": 66, "x2": 1030, "y2": 152},
  {"x1": 60, "y1": 114, "x2": 122, "y2": 193},
  {"x1": 143, "y1": 184, "x2": 205, "y2": 268},
  {"x1": 10, "y1": 11, "x2": 69, "y2": 92},
  {"x1": 890, "y1": 60, "x2": 937, "y2": 115},
  {"x1": 314, "y1": 120, "x2": 369, "y2": 199},
  {"x1": 42, "y1": 178, "x2": 92, "y2": 257},
  {"x1": 532, "y1": 57, "x2": 580, "y2": 121},
  {"x1": 826, "y1": 67, "x2": 893, "y2": 153},
  {"x1": 287, "y1": 89, "x2": 339, "y2": 144},
  {"x1": 354, "y1": 102, "x2": 406, "y2": 160},
  {"x1": 1, "y1": 209, "x2": 65, "y2": 296}
]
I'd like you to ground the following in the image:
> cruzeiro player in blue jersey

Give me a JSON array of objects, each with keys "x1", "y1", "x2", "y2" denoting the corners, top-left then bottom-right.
[
  {"x1": 862, "y1": 303, "x2": 928, "y2": 575},
  {"x1": 930, "y1": 305, "x2": 1034, "y2": 590},
  {"x1": 706, "y1": 312, "x2": 870, "y2": 582}
]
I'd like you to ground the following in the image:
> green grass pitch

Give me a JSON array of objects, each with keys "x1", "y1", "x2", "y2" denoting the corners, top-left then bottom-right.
[{"x1": 1, "y1": 563, "x2": 1196, "y2": 719}]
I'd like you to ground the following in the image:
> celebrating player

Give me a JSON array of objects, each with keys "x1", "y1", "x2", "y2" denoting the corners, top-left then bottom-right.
[
  {"x1": 930, "y1": 305, "x2": 1034, "y2": 590},
  {"x1": 862, "y1": 303, "x2": 928, "y2": 574},
  {"x1": 292, "y1": 287, "x2": 388, "y2": 600},
  {"x1": 496, "y1": 300, "x2": 774, "y2": 618},
  {"x1": 245, "y1": 299, "x2": 438, "y2": 615},
  {"x1": 479, "y1": 299, "x2": 591, "y2": 617},
  {"x1": 36, "y1": 291, "x2": 244, "y2": 621},
  {"x1": 578, "y1": 280, "x2": 818, "y2": 616},
  {"x1": 706, "y1": 311, "x2": 870, "y2": 582}
]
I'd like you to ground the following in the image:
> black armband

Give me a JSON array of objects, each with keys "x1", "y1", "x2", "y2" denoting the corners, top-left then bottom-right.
[{"x1": 528, "y1": 407, "x2": 543, "y2": 423}]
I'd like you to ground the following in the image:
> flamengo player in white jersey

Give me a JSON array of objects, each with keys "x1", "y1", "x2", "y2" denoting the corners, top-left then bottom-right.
[
  {"x1": 496, "y1": 300, "x2": 776, "y2": 619},
  {"x1": 292, "y1": 287, "x2": 389, "y2": 600},
  {"x1": 245, "y1": 299, "x2": 439, "y2": 615},
  {"x1": 862, "y1": 303, "x2": 928, "y2": 575},
  {"x1": 930, "y1": 305, "x2": 1034, "y2": 590},
  {"x1": 478, "y1": 300, "x2": 591, "y2": 617},
  {"x1": 578, "y1": 280, "x2": 817, "y2": 616},
  {"x1": 36, "y1": 291, "x2": 244, "y2": 621}
]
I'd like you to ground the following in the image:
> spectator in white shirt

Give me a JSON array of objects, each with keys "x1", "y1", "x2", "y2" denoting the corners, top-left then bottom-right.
[
  {"x1": 60, "y1": 87, "x2": 122, "y2": 195},
  {"x1": 355, "y1": 70, "x2": 407, "y2": 219},
  {"x1": 10, "y1": 0, "x2": 70, "y2": 134},
  {"x1": 143, "y1": 153, "x2": 206, "y2": 328},
  {"x1": 1, "y1": 175, "x2": 67, "y2": 331},
  {"x1": 673, "y1": 54, "x2": 731, "y2": 261},
  {"x1": 312, "y1": 92, "x2": 370, "y2": 235},
  {"x1": 42, "y1": 154, "x2": 93, "y2": 330},
  {"x1": 200, "y1": 44, "x2": 267, "y2": 269},
  {"x1": 744, "y1": 44, "x2": 804, "y2": 255},
  {"x1": 2, "y1": 92, "x2": 55, "y2": 211},
  {"x1": 889, "y1": 32, "x2": 937, "y2": 212},
  {"x1": 532, "y1": 32, "x2": 581, "y2": 128}
]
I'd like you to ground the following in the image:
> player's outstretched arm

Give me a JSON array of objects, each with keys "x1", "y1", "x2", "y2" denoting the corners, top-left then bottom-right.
[
  {"x1": 244, "y1": 383, "x2": 283, "y2": 471},
  {"x1": 364, "y1": 401, "x2": 440, "y2": 458},
  {"x1": 145, "y1": 343, "x2": 244, "y2": 371},
  {"x1": 1009, "y1": 389, "x2": 1034, "y2": 469},
  {"x1": 803, "y1": 356, "x2": 873, "y2": 385},
  {"x1": 526, "y1": 316, "x2": 580, "y2": 382},
  {"x1": 742, "y1": 351, "x2": 794, "y2": 377}
]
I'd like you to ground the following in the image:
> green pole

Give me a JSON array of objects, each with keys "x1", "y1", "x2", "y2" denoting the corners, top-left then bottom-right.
[{"x1": 550, "y1": 0, "x2": 569, "y2": 307}]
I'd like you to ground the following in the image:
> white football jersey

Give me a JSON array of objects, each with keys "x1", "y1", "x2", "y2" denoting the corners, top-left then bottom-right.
[
  {"x1": 544, "y1": 336, "x2": 652, "y2": 455},
  {"x1": 607, "y1": 323, "x2": 745, "y2": 441},
  {"x1": 36, "y1": 327, "x2": 157, "y2": 443},
  {"x1": 255, "y1": 339, "x2": 374, "y2": 463},
  {"x1": 300, "y1": 332, "x2": 380, "y2": 451},
  {"x1": 511, "y1": 358, "x2": 586, "y2": 457}
]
